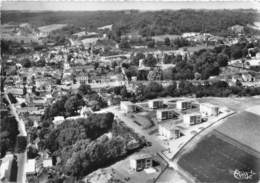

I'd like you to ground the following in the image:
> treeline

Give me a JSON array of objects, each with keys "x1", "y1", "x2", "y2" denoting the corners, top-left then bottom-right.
[
  {"x1": 131, "y1": 80, "x2": 260, "y2": 101},
  {"x1": 0, "y1": 112, "x2": 19, "y2": 158},
  {"x1": 2, "y1": 10, "x2": 257, "y2": 36},
  {"x1": 36, "y1": 113, "x2": 146, "y2": 178}
]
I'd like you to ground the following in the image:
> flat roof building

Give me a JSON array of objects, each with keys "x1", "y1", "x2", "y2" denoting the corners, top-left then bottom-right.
[
  {"x1": 148, "y1": 99, "x2": 164, "y2": 109},
  {"x1": 130, "y1": 153, "x2": 153, "y2": 172},
  {"x1": 183, "y1": 112, "x2": 202, "y2": 126},
  {"x1": 158, "y1": 123, "x2": 181, "y2": 140},
  {"x1": 120, "y1": 101, "x2": 137, "y2": 113},
  {"x1": 25, "y1": 159, "x2": 36, "y2": 176},
  {"x1": 200, "y1": 103, "x2": 219, "y2": 117},
  {"x1": 156, "y1": 109, "x2": 178, "y2": 121},
  {"x1": 176, "y1": 100, "x2": 192, "y2": 110}
]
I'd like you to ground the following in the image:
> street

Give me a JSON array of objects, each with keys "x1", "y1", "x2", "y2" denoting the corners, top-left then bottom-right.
[{"x1": 5, "y1": 93, "x2": 27, "y2": 183}]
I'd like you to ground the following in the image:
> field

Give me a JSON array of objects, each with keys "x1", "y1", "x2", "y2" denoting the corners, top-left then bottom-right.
[
  {"x1": 178, "y1": 134, "x2": 260, "y2": 183},
  {"x1": 216, "y1": 111, "x2": 260, "y2": 153}
]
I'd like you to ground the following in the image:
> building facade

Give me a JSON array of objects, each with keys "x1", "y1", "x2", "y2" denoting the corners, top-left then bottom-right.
[
  {"x1": 120, "y1": 101, "x2": 136, "y2": 113},
  {"x1": 158, "y1": 124, "x2": 181, "y2": 139},
  {"x1": 148, "y1": 99, "x2": 164, "y2": 109},
  {"x1": 130, "y1": 154, "x2": 153, "y2": 171},
  {"x1": 183, "y1": 113, "x2": 202, "y2": 125},
  {"x1": 200, "y1": 103, "x2": 219, "y2": 117},
  {"x1": 156, "y1": 109, "x2": 177, "y2": 121},
  {"x1": 176, "y1": 100, "x2": 192, "y2": 110}
]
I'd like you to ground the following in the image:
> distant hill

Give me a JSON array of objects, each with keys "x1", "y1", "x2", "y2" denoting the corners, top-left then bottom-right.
[{"x1": 1, "y1": 10, "x2": 258, "y2": 36}]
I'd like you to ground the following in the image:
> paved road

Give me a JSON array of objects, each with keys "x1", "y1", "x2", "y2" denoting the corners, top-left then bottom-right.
[
  {"x1": 5, "y1": 93, "x2": 27, "y2": 183},
  {"x1": 5, "y1": 93, "x2": 27, "y2": 136}
]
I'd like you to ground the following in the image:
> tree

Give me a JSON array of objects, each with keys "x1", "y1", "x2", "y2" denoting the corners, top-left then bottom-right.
[
  {"x1": 231, "y1": 45, "x2": 244, "y2": 59},
  {"x1": 94, "y1": 62, "x2": 99, "y2": 70},
  {"x1": 15, "y1": 136, "x2": 27, "y2": 153},
  {"x1": 131, "y1": 52, "x2": 145, "y2": 66},
  {"x1": 145, "y1": 81, "x2": 163, "y2": 93},
  {"x1": 147, "y1": 39, "x2": 155, "y2": 48},
  {"x1": 217, "y1": 53, "x2": 229, "y2": 67},
  {"x1": 162, "y1": 68, "x2": 173, "y2": 80},
  {"x1": 21, "y1": 58, "x2": 32, "y2": 68},
  {"x1": 27, "y1": 146, "x2": 39, "y2": 159},
  {"x1": 64, "y1": 95, "x2": 85, "y2": 116},
  {"x1": 144, "y1": 54, "x2": 157, "y2": 67},
  {"x1": 164, "y1": 37, "x2": 171, "y2": 46},
  {"x1": 78, "y1": 84, "x2": 92, "y2": 96},
  {"x1": 119, "y1": 39, "x2": 130, "y2": 49}
]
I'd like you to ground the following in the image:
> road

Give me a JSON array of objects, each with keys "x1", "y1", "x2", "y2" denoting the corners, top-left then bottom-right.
[
  {"x1": 5, "y1": 93, "x2": 27, "y2": 136},
  {"x1": 5, "y1": 93, "x2": 27, "y2": 183}
]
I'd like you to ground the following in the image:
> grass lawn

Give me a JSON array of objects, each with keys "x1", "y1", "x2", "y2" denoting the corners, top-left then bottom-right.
[{"x1": 178, "y1": 134, "x2": 260, "y2": 183}]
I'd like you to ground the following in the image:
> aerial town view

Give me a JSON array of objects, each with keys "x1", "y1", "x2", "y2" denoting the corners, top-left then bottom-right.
[{"x1": 1, "y1": 1, "x2": 260, "y2": 183}]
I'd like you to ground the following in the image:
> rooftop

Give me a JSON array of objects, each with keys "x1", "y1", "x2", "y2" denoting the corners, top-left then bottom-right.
[
  {"x1": 130, "y1": 153, "x2": 152, "y2": 160},
  {"x1": 25, "y1": 159, "x2": 36, "y2": 174}
]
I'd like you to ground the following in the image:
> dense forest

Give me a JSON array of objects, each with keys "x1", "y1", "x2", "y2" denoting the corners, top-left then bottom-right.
[
  {"x1": 36, "y1": 113, "x2": 146, "y2": 179},
  {"x1": 2, "y1": 10, "x2": 258, "y2": 36},
  {"x1": 0, "y1": 112, "x2": 19, "y2": 158}
]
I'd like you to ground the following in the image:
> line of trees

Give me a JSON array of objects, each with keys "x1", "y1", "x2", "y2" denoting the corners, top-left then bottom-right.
[{"x1": 0, "y1": 112, "x2": 19, "y2": 158}]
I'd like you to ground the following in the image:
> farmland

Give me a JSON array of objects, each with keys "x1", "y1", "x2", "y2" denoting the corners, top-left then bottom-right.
[
  {"x1": 178, "y1": 134, "x2": 260, "y2": 183},
  {"x1": 216, "y1": 111, "x2": 260, "y2": 153}
]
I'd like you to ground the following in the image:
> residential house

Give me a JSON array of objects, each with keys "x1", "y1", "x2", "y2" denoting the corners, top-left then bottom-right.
[
  {"x1": 0, "y1": 153, "x2": 16, "y2": 182},
  {"x1": 183, "y1": 113, "x2": 202, "y2": 126},
  {"x1": 148, "y1": 99, "x2": 164, "y2": 109},
  {"x1": 120, "y1": 101, "x2": 136, "y2": 113},
  {"x1": 130, "y1": 153, "x2": 153, "y2": 172},
  {"x1": 6, "y1": 88, "x2": 24, "y2": 97},
  {"x1": 242, "y1": 73, "x2": 255, "y2": 82},
  {"x1": 176, "y1": 100, "x2": 192, "y2": 110},
  {"x1": 52, "y1": 116, "x2": 65, "y2": 127},
  {"x1": 97, "y1": 24, "x2": 113, "y2": 31},
  {"x1": 25, "y1": 159, "x2": 37, "y2": 177},
  {"x1": 17, "y1": 107, "x2": 43, "y2": 115},
  {"x1": 158, "y1": 123, "x2": 181, "y2": 139},
  {"x1": 79, "y1": 106, "x2": 92, "y2": 117},
  {"x1": 156, "y1": 109, "x2": 178, "y2": 121},
  {"x1": 200, "y1": 103, "x2": 219, "y2": 117}
]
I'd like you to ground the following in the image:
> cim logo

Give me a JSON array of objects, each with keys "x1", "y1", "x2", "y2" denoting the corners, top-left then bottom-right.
[{"x1": 233, "y1": 169, "x2": 257, "y2": 181}]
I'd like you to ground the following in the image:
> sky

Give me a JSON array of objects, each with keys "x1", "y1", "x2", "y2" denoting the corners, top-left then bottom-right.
[{"x1": 1, "y1": 1, "x2": 260, "y2": 11}]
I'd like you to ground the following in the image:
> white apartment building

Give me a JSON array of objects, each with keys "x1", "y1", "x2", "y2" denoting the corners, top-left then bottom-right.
[
  {"x1": 183, "y1": 112, "x2": 202, "y2": 126},
  {"x1": 200, "y1": 103, "x2": 219, "y2": 117},
  {"x1": 176, "y1": 100, "x2": 192, "y2": 110}
]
